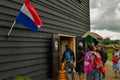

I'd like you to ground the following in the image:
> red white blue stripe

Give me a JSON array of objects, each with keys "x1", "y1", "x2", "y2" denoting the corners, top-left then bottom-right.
[{"x1": 16, "y1": 0, "x2": 42, "y2": 32}]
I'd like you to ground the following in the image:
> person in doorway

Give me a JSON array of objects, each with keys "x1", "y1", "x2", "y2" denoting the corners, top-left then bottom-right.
[
  {"x1": 112, "y1": 44, "x2": 120, "y2": 78},
  {"x1": 61, "y1": 44, "x2": 75, "y2": 80},
  {"x1": 76, "y1": 45, "x2": 85, "y2": 80}
]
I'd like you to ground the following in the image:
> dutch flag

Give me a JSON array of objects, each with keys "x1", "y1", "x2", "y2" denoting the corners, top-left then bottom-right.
[{"x1": 16, "y1": 0, "x2": 42, "y2": 32}]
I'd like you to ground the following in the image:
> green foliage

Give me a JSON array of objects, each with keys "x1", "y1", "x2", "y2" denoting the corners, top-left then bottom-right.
[
  {"x1": 101, "y1": 38, "x2": 120, "y2": 45},
  {"x1": 107, "y1": 52, "x2": 112, "y2": 61},
  {"x1": 105, "y1": 45, "x2": 113, "y2": 61},
  {"x1": 101, "y1": 38, "x2": 111, "y2": 45},
  {"x1": 111, "y1": 40, "x2": 119, "y2": 44},
  {"x1": 15, "y1": 76, "x2": 31, "y2": 80}
]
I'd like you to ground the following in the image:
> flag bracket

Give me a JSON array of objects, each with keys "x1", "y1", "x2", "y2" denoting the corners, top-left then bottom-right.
[{"x1": 7, "y1": 21, "x2": 16, "y2": 37}]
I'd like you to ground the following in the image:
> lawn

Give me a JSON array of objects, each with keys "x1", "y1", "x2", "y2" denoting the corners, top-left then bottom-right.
[
  {"x1": 107, "y1": 52, "x2": 112, "y2": 61},
  {"x1": 106, "y1": 45, "x2": 113, "y2": 61}
]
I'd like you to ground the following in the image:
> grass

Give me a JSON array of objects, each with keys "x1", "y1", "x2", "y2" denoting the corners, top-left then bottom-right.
[
  {"x1": 105, "y1": 45, "x2": 113, "y2": 61},
  {"x1": 107, "y1": 52, "x2": 112, "y2": 61}
]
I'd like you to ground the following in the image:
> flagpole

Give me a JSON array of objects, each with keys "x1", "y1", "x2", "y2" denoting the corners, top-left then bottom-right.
[{"x1": 7, "y1": 21, "x2": 16, "y2": 36}]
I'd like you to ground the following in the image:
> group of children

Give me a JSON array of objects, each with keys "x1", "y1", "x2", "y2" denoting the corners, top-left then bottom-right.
[
  {"x1": 61, "y1": 44, "x2": 108, "y2": 80},
  {"x1": 76, "y1": 44, "x2": 108, "y2": 80}
]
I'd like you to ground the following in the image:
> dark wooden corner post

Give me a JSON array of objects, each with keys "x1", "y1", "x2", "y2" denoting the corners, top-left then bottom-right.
[{"x1": 52, "y1": 34, "x2": 60, "y2": 80}]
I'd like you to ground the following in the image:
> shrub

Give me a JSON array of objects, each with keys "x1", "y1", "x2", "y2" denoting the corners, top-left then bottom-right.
[{"x1": 15, "y1": 76, "x2": 31, "y2": 80}]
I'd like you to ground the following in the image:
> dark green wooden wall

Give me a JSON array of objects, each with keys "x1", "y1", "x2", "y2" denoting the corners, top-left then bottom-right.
[{"x1": 0, "y1": 0, "x2": 90, "y2": 79}]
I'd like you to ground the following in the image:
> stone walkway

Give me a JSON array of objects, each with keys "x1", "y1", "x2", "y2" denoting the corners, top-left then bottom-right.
[
  {"x1": 103, "y1": 61, "x2": 120, "y2": 80},
  {"x1": 69, "y1": 61, "x2": 120, "y2": 80}
]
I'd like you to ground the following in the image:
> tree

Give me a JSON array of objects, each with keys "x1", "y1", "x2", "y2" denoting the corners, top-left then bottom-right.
[
  {"x1": 102, "y1": 38, "x2": 111, "y2": 45},
  {"x1": 111, "y1": 40, "x2": 119, "y2": 44}
]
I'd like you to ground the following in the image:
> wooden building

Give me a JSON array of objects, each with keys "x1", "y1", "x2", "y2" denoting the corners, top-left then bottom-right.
[
  {"x1": 82, "y1": 31, "x2": 103, "y2": 46},
  {"x1": 0, "y1": 0, "x2": 90, "y2": 80}
]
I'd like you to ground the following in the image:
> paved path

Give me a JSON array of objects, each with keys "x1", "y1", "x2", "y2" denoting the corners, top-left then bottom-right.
[
  {"x1": 69, "y1": 61, "x2": 120, "y2": 80},
  {"x1": 104, "y1": 61, "x2": 120, "y2": 80}
]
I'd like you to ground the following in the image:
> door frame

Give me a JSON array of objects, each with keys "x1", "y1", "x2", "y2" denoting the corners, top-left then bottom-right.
[{"x1": 58, "y1": 34, "x2": 76, "y2": 65}]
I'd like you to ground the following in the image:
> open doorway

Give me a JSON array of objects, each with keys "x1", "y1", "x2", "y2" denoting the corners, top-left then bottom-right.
[{"x1": 59, "y1": 35, "x2": 76, "y2": 63}]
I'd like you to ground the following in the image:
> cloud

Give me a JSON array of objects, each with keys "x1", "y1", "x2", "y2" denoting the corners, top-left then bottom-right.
[
  {"x1": 90, "y1": 0, "x2": 120, "y2": 32},
  {"x1": 91, "y1": 29, "x2": 120, "y2": 40}
]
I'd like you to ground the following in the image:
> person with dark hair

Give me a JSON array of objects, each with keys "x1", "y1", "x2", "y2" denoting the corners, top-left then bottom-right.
[
  {"x1": 61, "y1": 44, "x2": 75, "y2": 80},
  {"x1": 84, "y1": 44, "x2": 94, "y2": 80},
  {"x1": 84, "y1": 44, "x2": 100, "y2": 80},
  {"x1": 97, "y1": 44, "x2": 108, "y2": 79},
  {"x1": 94, "y1": 47, "x2": 104, "y2": 80},
  {"x1": 76, "y1": 45, "x2": 85, "y2": 80},
  {"x1": 97, "y1": 45, "x2": 108, "y2": 65}
]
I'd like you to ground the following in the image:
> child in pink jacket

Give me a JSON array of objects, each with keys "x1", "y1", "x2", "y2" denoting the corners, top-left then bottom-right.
[
  {"x1": 84, "y1": 51, "x2": 94, "y2": 73},
  {"x1": 84, "y1": 44, "x2": 100, "y2": 80}
]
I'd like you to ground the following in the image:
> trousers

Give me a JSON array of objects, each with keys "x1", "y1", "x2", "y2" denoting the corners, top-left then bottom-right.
[{"x1": 65, "y1": 62, "x2": 75, "y2": 80}]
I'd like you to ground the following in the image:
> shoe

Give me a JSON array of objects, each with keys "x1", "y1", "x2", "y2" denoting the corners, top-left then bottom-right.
[
  {"x1": 102, "y1": 73, "x2": 105, "y2": 79},
  {"x1": 114, "y1": 76, "x2": 118, "y2": 78},
  {"x1": 102, "y1": 75, "x2": 105, "y2": 78}
]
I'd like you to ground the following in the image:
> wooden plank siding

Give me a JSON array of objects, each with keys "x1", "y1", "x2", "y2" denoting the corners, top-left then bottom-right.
[
  {"x1": 0, "y1": 0, "x2": 90, "y2": 80},
  {"x1": 0, "y1": 30, "x2": 52, "y2": 79}
]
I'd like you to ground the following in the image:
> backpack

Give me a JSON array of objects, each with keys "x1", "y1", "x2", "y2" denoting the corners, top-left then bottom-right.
[
  {"x1": 92, "y1": 52, "x2": 103, "y2": 68},
  {"x1": 101, "y1": 49, "x2": 108, "y2": 63},
  {"x1": 65, "y1": 50, "x2": 72, "y2": 61}
]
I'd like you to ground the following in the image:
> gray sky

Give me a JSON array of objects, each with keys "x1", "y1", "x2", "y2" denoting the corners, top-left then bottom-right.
[{"x1": 90, "y1": 0, "x2": 120, "y2": 40}]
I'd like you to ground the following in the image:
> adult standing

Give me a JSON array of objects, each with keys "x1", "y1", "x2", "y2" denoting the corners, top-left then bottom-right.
[
  {"x1": 61, "y1": 44, "x2": 75, "y2": 80},
  {"x1": 76, "y1": 45, "x2": 85, "y2": 80},
  {"x1": 97, "y1": 44, "x2": 108, "y2": 79},
  {"x1": 112, "y1": 44, "x2": 120, "y2": 78},
  {"x1": 97, "y1": 45, "x2": 108, "y2": 66}
]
